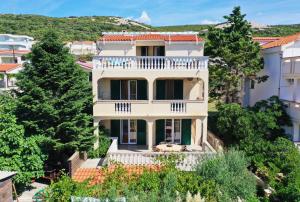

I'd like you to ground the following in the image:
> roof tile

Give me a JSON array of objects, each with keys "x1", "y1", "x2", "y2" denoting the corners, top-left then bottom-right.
[
  {"x1": 102, "y1": 34, "x2": 202, "y2": 42},
  {"x1": 261, "y1": 33, "x2": 300, "y2": 49},
  {"x1": 0, "y1": 64, "x2": 21, "y2": 72}
]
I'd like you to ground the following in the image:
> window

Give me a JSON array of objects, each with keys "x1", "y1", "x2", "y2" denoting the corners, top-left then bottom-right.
[
  {"x1": 165, "y1": 119, "x2": 181, "y2": 144},
  {"x1": 250, "y1": 80, "x2": 255, "y2": 89},
  {"x1": 129, "y1": 80, "x2": 137, "y2": 100},
  {"x1": 121, "y1": 119, "x2": 137, "y2": 144},
  {"x1": 287, "y1": 79, "x2": 294, "y2": 86}
]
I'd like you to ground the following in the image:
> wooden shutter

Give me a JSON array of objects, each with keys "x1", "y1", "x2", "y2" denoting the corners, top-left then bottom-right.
[
  {"x1": 110, "y1": 80, "x2": 120, "y2": 100},
  {"x1": 174, "y1": 80, "x2": 183, "y2": 99},
  {"x1": 137, "y1": 80, "x2": 147, "y2": 100},
  {"x1": 110, "y1": 120, "x2": 121, "y2": 144},
  {"x1": 155, "y1": 119, "x2": 165, "y2": 144},
  {"x1": 137, "y1": 120, "x2": 146, "y2": 145},
  {"x1": 181, "y1": 119, "x2": 191, "y2": 145},
  {"x1": 156, "y1": 80, "x2": 165, "y2": 100}
]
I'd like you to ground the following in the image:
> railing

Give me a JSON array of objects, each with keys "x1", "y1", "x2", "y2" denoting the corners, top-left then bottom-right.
[
  {"x1": 93, "y1": 56, "x2": 208, "y2": 70},
  {"x1": 115, "y1": 102, "x2": 131, "y2": 113},
  {"x1": 170, "y1": 101, "x2": 186, "y2": 112},
  {"x1": 106, "y1": 138, "x2": 215, "y2": 171},
  {"x1": 282, "y1": 58, "x2": 300, "y2": 77}
]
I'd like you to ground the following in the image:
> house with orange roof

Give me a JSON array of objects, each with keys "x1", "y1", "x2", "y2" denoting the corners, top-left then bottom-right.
[
  {"x1": 0, "y1": 63, "x2": 22, "y2": 91},
  {"x1": 244, "y1": 33, "x2": 300, "y2": 143},
  {"x1": 92, "y1": 32, "x2": 214, "y2": 163}
]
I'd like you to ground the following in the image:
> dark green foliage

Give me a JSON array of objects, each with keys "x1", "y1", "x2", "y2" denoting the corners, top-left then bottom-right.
[
  {"x1": 196, "y1": 149, "x2": 257, "y2": 201},
  {"x1": 0, "y1": 14, "x2": 152, "y2": 41},
  {"x1": 206, "y1": 7, "x2": 263, "y2": 103},
  {"x1": 0, "y1": 94, "x2": 45, "y2": 188},
  {"x1": 216, "y1": 96, "x2": 291, "y2": 144},
  {"x1": 15, "y1": 30, "x2": 94, "y2": 167},
  {"x1": 88, "y1": 126, "x2": 110, "y2": 158}
]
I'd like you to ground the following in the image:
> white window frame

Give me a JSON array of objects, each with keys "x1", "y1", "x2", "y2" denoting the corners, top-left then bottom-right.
[
  {"x1": 164, "y1": 119, "x2": 181, "y2": 144},
  {"x1": 121, "y1": 119, "x2": 137, "y2": 144}
]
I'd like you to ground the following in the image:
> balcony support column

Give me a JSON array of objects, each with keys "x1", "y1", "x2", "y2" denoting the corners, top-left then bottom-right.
[
  {"x1": 93, "y1": 117, "x2": 101, "y2": 149},
  {"x1": 3, "y1": 73, "x2": 8, "y2": 89},
  {"x1": 293, "y1": 121, "x2": 300, "y2": 142},
  {"x1": 201, "y1": 116, "x2": 208, "y2": 146},
  {"x1": 293, "y1": 79, "x2": 298, "y2": 101},
  {"x1": 148, "y1": 79, "x2": 154, "y2": 102},
  {"x1": 147, "y1": 120, "x2": 154, "y2": 150}
]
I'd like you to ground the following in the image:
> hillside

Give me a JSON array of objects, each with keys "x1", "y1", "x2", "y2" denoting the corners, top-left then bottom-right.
[
  {"x1": 0, "y1": 14, "x2": 299, "y2": 41},
  {"x1": 0, "y1": 14, "x2": 153, "y2": 41}
]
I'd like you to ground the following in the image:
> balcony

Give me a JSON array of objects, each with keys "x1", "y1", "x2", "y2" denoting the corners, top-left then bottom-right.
[
  {"x1": 282, "y1": 58, "x2": 300, "y2": 78},
  {"x1": 93, "y1": 100, "x2": 207, "y2": 118},
  {"x1": 93, "y1": 56, "x2": 208, "y2": 70}
]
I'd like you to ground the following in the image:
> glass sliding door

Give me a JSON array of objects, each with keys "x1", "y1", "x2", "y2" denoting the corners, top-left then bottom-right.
[
  {"x1": 121, "y1": 119, "x2": 137, "y2": 144},
  {"x1": 164, "y1": 119, "x2": 181, "y2": 144},
  {"x1": 129, "y1": 80, "x2": 137, "y2": 100}
]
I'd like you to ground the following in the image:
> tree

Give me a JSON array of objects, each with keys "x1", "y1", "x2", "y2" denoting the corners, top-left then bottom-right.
[
  {"x1": 0, "y1": 94, "x2": 45, "y2": 188},
  {"x1": 15, "y1": 30, "x2": 94, "y2": 167},
  {"x1": 196, "y1": 149, "x2": 257, "y2": 201},
  {"x1": 206, "y1": 6, "x2": 264, "y2": 103}
]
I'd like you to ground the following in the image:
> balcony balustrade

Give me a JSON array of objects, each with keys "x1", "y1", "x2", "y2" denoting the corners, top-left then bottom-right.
[{"x1": 93, "y1": 56, "x2": 208, "y2": 70}]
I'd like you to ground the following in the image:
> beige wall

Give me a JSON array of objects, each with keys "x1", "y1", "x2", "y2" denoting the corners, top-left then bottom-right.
[{"x1": 98, "y1": 41, "x2": 204, "y2": 57}]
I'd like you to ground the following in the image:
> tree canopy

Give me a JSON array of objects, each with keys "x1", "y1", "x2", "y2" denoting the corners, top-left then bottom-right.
[
  {"x1": 206, "y1": 6, "x2": 264, "y2": 103},
  {"x1": 0, "y1": 94, "x2": 44, "y2": 188},
  {"x1": 15, "y1": 30, "x2": 94, "y2": 167}
]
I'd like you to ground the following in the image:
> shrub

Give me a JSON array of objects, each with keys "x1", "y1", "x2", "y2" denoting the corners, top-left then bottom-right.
[{"x1": 196, "y1": 149, "x2": 257, "y2": 201}]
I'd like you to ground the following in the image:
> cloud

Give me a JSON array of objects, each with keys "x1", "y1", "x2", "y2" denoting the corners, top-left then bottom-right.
[
  {"x1": 200, "y1": 19, "x2": 220, "y2": 25},
  {"x1": 136, "y1": 11, "x2": 151, "y2": 24}
]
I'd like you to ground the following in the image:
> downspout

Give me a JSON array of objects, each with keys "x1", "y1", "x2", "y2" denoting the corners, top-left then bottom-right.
[{"x1": 278, "y1": 51, "x2": 283, "y2": 98}]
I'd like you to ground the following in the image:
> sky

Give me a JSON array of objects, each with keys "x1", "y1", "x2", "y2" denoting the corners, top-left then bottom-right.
[{"x1": 1, "y1": 0, "x2": 300, "y2": 26}]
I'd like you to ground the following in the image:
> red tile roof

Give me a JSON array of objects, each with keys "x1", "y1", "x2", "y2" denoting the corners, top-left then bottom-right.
[
  {"x1": 73, "y1": 165, "x2": 161, "y2": 185},
  {"x1": 0, "y1": 50, "x2": 30, "y2": 55},
  {"x1": 253, "y1": 37, "x2": 281, "y2": 45},
  {"x1": 261, "y1": 33, "x2": 300, "y2": 49},
  {"x1": 76, "y1": 61, "x2": 93, "y2": 69},
  {"x1": 0, "y1": 64, "x2": 21, "y2": 72},
  {"x1": 102, "y1": 34, "x2": 203, "y2": 42}
]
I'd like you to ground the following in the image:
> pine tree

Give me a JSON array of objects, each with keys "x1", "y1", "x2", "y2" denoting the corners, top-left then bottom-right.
[
  {"x1": 15, "y1": 31, "x2": 94, "y2": 167},
  {"x1": 206, "y1": 7, "x2": 264, "y2": 103}
]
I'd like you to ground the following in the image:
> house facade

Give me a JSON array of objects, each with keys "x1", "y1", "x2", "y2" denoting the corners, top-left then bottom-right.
[
  {"x1": 92, "y1": 32, "x2": 209, "y2": 151},
  {"x1": 66, "y1": 41, "x2": 97, "y2": 55},
  {"x1": 0, "y1": 34, "x2": 33, "y2": 50},
  {"x1": 245, "y1": 34, "x2": 300, "y2": 142}
]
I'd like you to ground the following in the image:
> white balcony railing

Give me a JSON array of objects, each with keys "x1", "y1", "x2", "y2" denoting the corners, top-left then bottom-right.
[
  {"x1": 94, "y1": 100, "x2": 206, "y2": 117},
  {"x1": 170, "y1": 101, "x2": 186, "y2": 113},
  {"x1": 93, "y1": 56, "x2": 208, "y2": 70},
  {"x1": 115, "y1": 102, "x2": 131, "y2": 113}
]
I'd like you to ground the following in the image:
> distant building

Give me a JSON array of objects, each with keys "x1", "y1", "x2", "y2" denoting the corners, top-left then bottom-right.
[
  {"x1": 66, "y1": 41, "x2": 97, "y2": 55},
  {"x1": 244, "y1": 34, "x2": 300, "y2": 143},
  {"x1": 0, "y1": 34, "x2": 32, "y2": 92},
  {"x1": 0, "y1": 34, "x2": 34, "y2": 50}
]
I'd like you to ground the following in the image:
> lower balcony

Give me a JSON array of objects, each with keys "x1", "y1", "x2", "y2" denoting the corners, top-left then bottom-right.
[{"x1": 93, "y1": 100, "x2": 207, "y2": 118}]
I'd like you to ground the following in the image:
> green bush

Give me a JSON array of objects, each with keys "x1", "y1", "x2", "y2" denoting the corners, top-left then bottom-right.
[{"x1": 196, "y1": 149, "x2": 257, "y2": 201}]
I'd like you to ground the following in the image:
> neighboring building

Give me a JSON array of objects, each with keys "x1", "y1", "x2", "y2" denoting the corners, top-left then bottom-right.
[
  {"x1": 245, "y1": 34, "x2": 300, "y2": 142},
  {"x1": 0, "y1": 64, "x2": 22, "y2": 91},
  {"x1": 0, "y1": 171, "x2": 16, "y2": 202},
  {"x1": 0, "y1": 34, "x2": 34, "y2": 50},
  {"x1": 66, "y1": 41, "x2": 97, "y2": 55},
  {"x1": 92, "y1": 32, "x2": 210, "y2": 152}
]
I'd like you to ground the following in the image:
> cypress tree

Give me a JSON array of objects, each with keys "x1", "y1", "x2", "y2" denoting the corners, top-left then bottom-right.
[{"x1": 15, "y1": 31, "x2": 94, "y2": 167}]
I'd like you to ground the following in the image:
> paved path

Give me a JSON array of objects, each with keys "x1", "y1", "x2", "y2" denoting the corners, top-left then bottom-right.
[{"x1": 16, "y1": 182, "x2": 48, "y2": 202}]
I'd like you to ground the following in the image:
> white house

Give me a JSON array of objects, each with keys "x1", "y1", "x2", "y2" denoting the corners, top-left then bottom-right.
[
  {"x1": 0, "y1": 63, "x2": 22, "y2": 91},
  {"x1": 92, "y1": 32, "x2": 212, "y2": 155},
  {"x1": 245, "y1": 33, "x2": 300, "y2": 142},
  {"x1": 66, "y1": 41, "x2": 97, "y2": 55},
  {"x1": 0, "y1": 34, "x2": 34, "y2": 50}
]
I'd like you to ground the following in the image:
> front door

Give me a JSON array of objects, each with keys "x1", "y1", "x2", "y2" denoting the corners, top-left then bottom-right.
[
  {"x1": 165, "y1": 119, "x2": 181, "y2": 144},
  {"x1": 121, "y1": 119, "x2": 137, "y2": 144}
]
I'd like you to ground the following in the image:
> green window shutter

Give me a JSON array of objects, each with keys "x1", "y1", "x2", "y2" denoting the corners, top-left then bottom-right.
[
  {"x1": 174, "y1": 80, "x2": 183, "y2": 99},
  {"x1": 111, "y1": 80, "x2": 120, "y2": 100},
  {"x1": 137, "y1": 80, "x2": 147, "y2": 100},
  {"x1": 137, "y1": 120, "x2": 146, "y2": 145},
  {"x1": 155, "y1": 119, "x2": 165, "y2": 144},
  {"x1": 110, "y1": 120, "x2": 121, "y2": 144},
  {"x1": 156, "y1": 80, "x2": 165, "y2": 100},
  {"x1": 181, "y1": 119, "x2": 191, "y2": 145}
]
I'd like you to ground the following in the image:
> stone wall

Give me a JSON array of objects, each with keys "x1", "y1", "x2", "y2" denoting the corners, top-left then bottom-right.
[{"x1": 0, "y1": 179, "x2": 13, "y2": 202}]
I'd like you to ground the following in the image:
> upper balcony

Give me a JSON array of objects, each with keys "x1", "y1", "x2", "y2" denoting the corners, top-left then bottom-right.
[{"x1": 93, "y1": 56, "x2": 208, "y2": 71}]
